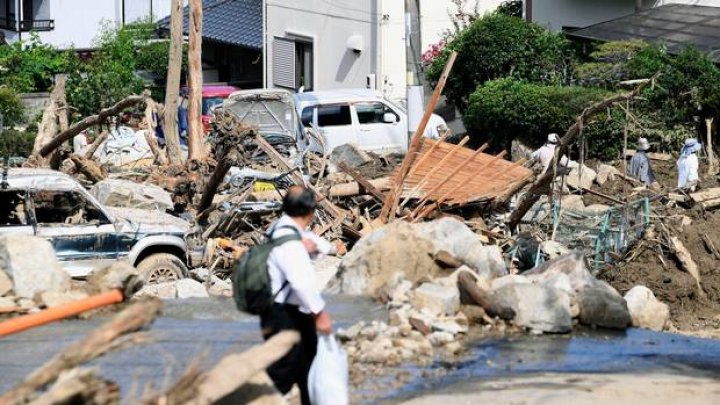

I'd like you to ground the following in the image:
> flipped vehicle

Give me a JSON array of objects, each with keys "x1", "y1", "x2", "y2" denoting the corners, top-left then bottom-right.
[
  {"x1": 294, "y1": 89, "x2": 449, "y2": 154},
  {"x1": 181, "y1": 84, "x2": 240, "y2": 134},
  {"x1": 0, "y1": 169, "x2": 202, "y2": 283}
]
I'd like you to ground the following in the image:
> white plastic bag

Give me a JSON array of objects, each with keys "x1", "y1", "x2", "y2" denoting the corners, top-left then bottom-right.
[{"x1": 308, "y1": 334, "x2": 349, "y2": 405}]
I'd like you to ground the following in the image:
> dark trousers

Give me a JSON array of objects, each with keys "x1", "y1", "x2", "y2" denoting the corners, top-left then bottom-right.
[{"x1": 260, "y1": 303, "x2": 317, "y2": 405}]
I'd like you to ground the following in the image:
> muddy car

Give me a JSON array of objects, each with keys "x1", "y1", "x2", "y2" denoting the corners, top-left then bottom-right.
[{"x1": 0, "y1": 169, "x2": 202, "y2": 283}]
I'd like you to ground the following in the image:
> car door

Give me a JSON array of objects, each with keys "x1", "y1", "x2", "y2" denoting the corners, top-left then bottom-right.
[
  {"x1": 29, "y1": 189, "x2": 119, "y2": 277},
  {"x1": 353, "y1": 101, "x2": 404, "y2": 153},
  {"x1": 313, "y1": 103, "x2": 357, "y2": 153}
]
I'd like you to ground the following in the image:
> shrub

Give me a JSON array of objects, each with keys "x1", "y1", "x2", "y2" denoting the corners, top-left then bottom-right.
[
  {"x1": 463, "y1": 78, "x2": 610, "y2": 151},
  {"x1": 0, "y1": 33, "x2": 70, "y2": 93},
  {"x1": 0, "y1": 87, "x2": 24, "y2": 127},
  {"x1": 573, "y1": 40, "x2": 650, "y2": 86},
  {"x1": 427, "y1": 13, "x2": 571, "y2": 112},
  {"x1": 0, "y1": 129, "x2": 35, "y2": 158}
]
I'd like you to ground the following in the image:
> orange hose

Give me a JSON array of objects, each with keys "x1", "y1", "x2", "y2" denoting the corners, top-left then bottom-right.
[{"x1": 0, "y1": 289, "x2": 124, "y2": 337}]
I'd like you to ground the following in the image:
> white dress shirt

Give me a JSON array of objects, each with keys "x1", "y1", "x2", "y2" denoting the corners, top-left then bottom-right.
[{"x1": 267, "y1": 215, "x2": 326, "y2": 314}]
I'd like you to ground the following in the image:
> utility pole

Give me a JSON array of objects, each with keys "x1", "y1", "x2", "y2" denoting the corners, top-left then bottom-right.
[{"x1": 405, "y1": 0, "x2": 423, "y2": 147}]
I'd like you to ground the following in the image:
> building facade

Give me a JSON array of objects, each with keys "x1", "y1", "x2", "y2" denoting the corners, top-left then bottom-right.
[{"x1": 0, "y1": 0, "x2": 171, "y2": 49}]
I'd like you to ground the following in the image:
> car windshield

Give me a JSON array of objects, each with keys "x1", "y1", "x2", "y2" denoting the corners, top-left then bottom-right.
[
  {"x1": 386, "y1": 98, "x2": 407, "y2": 114},
  {"x1": 202, "y1": 97, "x2": 226, "y2": 115}
]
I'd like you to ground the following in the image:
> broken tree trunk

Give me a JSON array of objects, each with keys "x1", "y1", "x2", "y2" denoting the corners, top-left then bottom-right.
[
  {"x1": 380, "y1": 51, "x2": 458, "y2": 222},
  {"x1": 70, "y1": 154, "x2": 105, "y2": 183},
  {"x1": 144, "y1": 130, "x2": 168, "y2": 166},
  {"x1": 28, "y1": 368, "x2": 119, "y2": 405},
  {"x1": 706, "y1": 117, "x2": 717, "y2": 176},
  {"x1": 145, "y1": 331, "x2": 299, "y2": 405},
  {"x1": 187, "y1": 0, "x2": 205, "y2": 161},
  {"x1": 0, "y1": 299, "x2": 161, "y2": 405},
  {"x1": 38, "y1": 94, "x2": 147, "y2": 158},
  {"x1": 668, "y1": 236, "x2": 706, "y2": 298},
  {"x1": 328, "y1": 177, "x2": 391, "y2": 198},
  {"x1": 84, "y1": 132, "x2": 107, "y2": 160},
  {"x1": 163, "y1": 0, "x2": 184, "y2": 165},
  {"x1": 29, "y1": 76, "x2": 66, "y2": 166},
  {"x1": 507, "y1": 75, "x2": 657, "y2": 229},
  {"x1": 457, "y1": 271, "x2": 515, "y2": 320}
]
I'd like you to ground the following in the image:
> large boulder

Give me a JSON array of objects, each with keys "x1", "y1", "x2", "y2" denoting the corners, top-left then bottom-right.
[
  {"x1": 413, "y1": 282, "x2": 460, "y2": 316},
  {"x1": 596, "y1": 164, "x2": 621, "y2": 185},
  {"x1": 566, "y1": 165, "x2": 597, "y2": 190},
  {"x1": 0, "y1": 236, "x2": 70, "y2": 299},
  {"x1": 624, "y1": 285, "x2": 670, "y2": 331},
  {"x1": 335, "y1": 218, "x2": 506, "y2": 296},
  {"x1": 523, "y1": 252, "x2": 596, "y2": 293},
  {"x1": 577, "y1": 283, "x2": 632, "y2": 330},
  {"x1": 329, "y1": 143, "x2": 374, "y2": 168},
  {"x1": 84, "y1": 261, "x2": 139, "y2": 295},
  {"x1": 415, "y1": 217, "x2": 507, "y2": 278},
  {"x1": 493, "y1": 283, "x2": 572, "y2": 333},
  {"x1": 90, "y1": 179, "x2": 173, "y2": 212}
]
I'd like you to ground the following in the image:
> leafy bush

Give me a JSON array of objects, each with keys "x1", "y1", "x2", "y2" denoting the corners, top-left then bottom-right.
[
  {"x1": 0, "y1": 87, "x2": 24, "y2": 127},
  {"x1": 0, "y1": 34, "x2": 70, "y2": 93},
  {"x1": 463, "y1": 78, "x2": 610, "y2": 150},
  {"x1": 497, "y1": 0, "x2": 523, "y2": 17},
  {"x1": 0, "y1": 129, "x2": 35, "y2": 158},
  {"x1": 573, "y1": 40, "x2": 649, "y2": 86},
  {"x1": 427, "y1": 13, "x2": 571, "y2": 112}
]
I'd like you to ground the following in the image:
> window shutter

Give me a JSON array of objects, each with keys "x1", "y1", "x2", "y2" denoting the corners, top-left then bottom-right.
[{"x1": 273, "y1": 37, "x2": 295, "y2": 88}]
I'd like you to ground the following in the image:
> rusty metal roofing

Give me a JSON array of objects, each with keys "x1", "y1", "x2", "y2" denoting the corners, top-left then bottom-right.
[{"x1": 396, "y1": 139, "x2": 534, "y2": 208}]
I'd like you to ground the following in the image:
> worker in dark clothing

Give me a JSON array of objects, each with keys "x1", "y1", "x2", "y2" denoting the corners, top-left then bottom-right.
[
  {"x1": 260, "y1": 186, "x2": 333, "y2": 404},
  {"x1": 628, "y1": 137, "x2": 656, "y2": 186}
]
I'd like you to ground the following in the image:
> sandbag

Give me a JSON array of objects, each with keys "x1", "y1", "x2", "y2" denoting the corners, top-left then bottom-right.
[{"x1": 308, "y1": 334, "x2": 348, "y2": 405}]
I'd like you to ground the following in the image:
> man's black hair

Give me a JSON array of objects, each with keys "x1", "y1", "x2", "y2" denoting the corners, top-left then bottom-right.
[{"x1": 282, "y1": 186, "x2": 317, "y2": 217}]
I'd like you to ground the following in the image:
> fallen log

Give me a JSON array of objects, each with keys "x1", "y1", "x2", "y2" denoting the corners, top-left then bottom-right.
[
  {"x1": 690, "y1": 187, "x2": 720, "y2": 203},
  {"x1": 144, "y1": 331, "x2": 299, "y2": 405},
  {"x1": 0, "y1": 298, "x2": 162, "y2": 405},
  {"x1": 700, "y1": 197, "x2": 720, "y2": 211},
  {"x1": 328, "y1": 177, "x2": 391, "y2": 198},
  {"x1": 507, "y1": 75, "x2": 658, "y2": 229},
  {"x1": 70, "y1": 154, "x2": 105, "y2": 183},
  {"x1": 457, "y1": 271, "x2": 515, "y2": 320},
  {"x1": 27, "y1": 368, "x2": 119, "y2": 405},
  {"x1": 38, "y1": 93, "x2": 147, "y2": 158},
  {"x1": 668, "y1": 236, "x2": 706, "y2": 298},
  {"x1": 336, "y1": 162, "x2": 386, "y2": 202}
]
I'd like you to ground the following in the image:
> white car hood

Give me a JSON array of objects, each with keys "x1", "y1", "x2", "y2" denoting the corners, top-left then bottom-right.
[{"x1": 106, "y1": 207, "x2": 190, "y2": 234}]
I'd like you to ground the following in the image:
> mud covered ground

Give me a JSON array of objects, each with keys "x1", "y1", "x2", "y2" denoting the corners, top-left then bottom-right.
[{"x1": 589, "y1": 158, "x2": 720, "y2": 331}]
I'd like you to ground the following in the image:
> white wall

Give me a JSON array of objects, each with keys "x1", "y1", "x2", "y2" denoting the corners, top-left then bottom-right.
[
  {"x1": 419, "y1": 0, "x2": 502, "y2": 50},
  {"x1": 265, "y1": 0, "x2": 378, "y2": 91},
  {"x1": 654, "y1": 0, "x2": 720, "y2": 6},
  {"x1": 533, "y1": 0, "x2": 636, "y2": 31},
  {"x1": 3, "y1": 0, "x2": 174, "y2": 49}
]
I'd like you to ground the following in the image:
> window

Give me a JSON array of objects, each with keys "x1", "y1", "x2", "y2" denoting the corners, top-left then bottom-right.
[
  {"x1": 317, "y1": 105, "x2": 351, "y2": 127},
  {"x1": 273, "y1": 37, "x2": 314, "y2": 91},
  {"x1": 301, "y1": 107, "x2": 314, "y2": 127},
  {"x1": 0, "y1": 191, "x2": 28, "y2": 226},
  {"x1": 31, "y1": 190, "x2": 107, "y2": 225},
  {"x1": 356, "y1": 102, "x2": 399, "y2": 124}
]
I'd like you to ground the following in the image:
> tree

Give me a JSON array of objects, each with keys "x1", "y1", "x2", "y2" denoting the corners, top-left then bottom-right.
[
  {"x1": 163, "y1": 0, "x2": 184, "y2": 165},
  {"x1": 426, "y1": 12, "x2": 571, "y2": 112},
  {"x1": 0, "y1": 34, "x2": 69, "y2": 93},
  {"x1": 187, "y1": 0, "x2": 204, "y2": 160},
  {"x1": 0, "y1": 87, "x2": 24, "y2": 127}
]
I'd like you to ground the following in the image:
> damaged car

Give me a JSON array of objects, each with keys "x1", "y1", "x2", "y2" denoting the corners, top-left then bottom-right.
[{"x1": 0, "y1": 169, "x2": 202, "y2": 283}]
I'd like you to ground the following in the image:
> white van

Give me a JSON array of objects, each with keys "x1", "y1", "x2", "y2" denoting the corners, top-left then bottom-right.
[{"x1": 293, "y1": 89, "x2": 448, "y2": 155}]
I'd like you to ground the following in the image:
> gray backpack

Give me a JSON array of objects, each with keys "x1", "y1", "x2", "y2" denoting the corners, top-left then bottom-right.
[{"x1": 231, "y1": 226, "x2": 301, "y2": 315}]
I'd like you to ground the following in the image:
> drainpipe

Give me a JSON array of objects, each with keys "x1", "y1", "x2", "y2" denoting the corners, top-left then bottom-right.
[{"x1": 525, "y1": 0, "x2": 532, "y2": 23}]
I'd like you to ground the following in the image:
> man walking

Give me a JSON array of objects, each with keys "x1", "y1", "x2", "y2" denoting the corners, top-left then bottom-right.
[
  {"x1": 261, "y1": 185, "x2": 332, "y2": 405},
  {"x1": 628, "y1": 137, "x2": 655, "y2": 186}
]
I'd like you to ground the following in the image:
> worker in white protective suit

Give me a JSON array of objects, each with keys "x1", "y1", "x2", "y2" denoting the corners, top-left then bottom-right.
[
  {"x1": 677, "y1": 138, "x2": 702, "y2": 191},
  {"x1": 531, "y1": 133, "x2": 567, "y2": 174}
]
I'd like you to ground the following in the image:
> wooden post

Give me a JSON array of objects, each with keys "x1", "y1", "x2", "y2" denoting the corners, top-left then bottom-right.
[
  {"x1": 187, "y1": 0, "x2": 205, "y2": 160},
  {"x1": 379, "y1": 51, "x2": 458, "y2": 222},
  {"x1": 623, "y1": 99, "x2": 629, "y2": 176},
  {"x1": 706, "y1": 117, "x2": 716, "y2": 176},
  {"x1": 163, "y1": 0, "x2": 184, "y2": 165}
]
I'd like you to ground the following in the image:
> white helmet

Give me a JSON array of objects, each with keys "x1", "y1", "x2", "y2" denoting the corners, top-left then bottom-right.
[{"x1": 547, "y1": 133, "x2": 559, "y2": 144}]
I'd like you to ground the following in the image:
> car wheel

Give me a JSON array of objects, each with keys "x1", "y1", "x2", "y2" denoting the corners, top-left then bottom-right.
[{"x1": 137, "y1": 253, "x2": 188, "y2": 284}]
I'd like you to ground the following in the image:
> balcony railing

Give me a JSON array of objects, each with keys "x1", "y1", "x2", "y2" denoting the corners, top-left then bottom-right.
[
  {"x1": 19, "y1": 19, "x2": 54, "y2": 32},
  {"x1": 0, "y1": 15, "x2": 17, "y2": 30}
]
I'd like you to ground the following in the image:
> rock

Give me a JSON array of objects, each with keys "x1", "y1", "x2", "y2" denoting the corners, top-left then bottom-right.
[
  {"x1": 85, "y1": 261, "x2": 139, "y2": 294},
  {"x1": 388, "y1": 279, "x2": 413, "y2": 303},
  {"x1": 596, "y1": 164, "x2": 620, "y2": 185},
  {"x1": 493, "y1": 284, "x2": 572, "y2": 333},
  {"x1": 329, "y1": 143, "x2": 374, "y2": 168},
  {"x1": 540, "y1": 273, "x2": 574, "y2": 295},
  {"x1": 416, "y1": 218, "x2": 507, "y2": 279},
  {"x1": 0, "y1": 296, "x2": 17, "y2": 308},
  {"x1": 624, "y1": 285, "x2": 670, "y2": 331},
  {"x1": 433, "y1": 250, "x2": 462, "y2": 269},
  {"x1": 431, "y1": 319, "x2": 468, "y2": 335},
  {"x1": 337, "y1": 321, "x2": 365, "y2": 341},
  {"x1": 566, "y1": 165, "x2": 597, "y2": 190},
  {"x1": 189, "y1": 267, "x2": 211, "y2": 282},
  {"x1": 315, "y1": 256, "x2": 342, "y2": 293},
  {"x1": 135, "y1": 281, "x2": 177, "y2": 299},
  {"x1": 409, "y1": 316, "x2": 432, "y2": 335},
  {"x1": 539, "y1": 241, "x2": 570, "y2": 260},
  {"x1": 413, "y1": 282, "x2": 460, "y2": 316},
  {"x1": 560, "y1": 194, "x2": 585, "y2": 211},
  {"x1": 577, "y1": 285, "x2": 632, "y2": 329},
  {"x1": 37, "y1": 290, "x2": 89, "y2": 308},
  {"x1": 207, "y1": 275, "x2": 232, "y2": 297},
  {"x1": 0, "y1": 271, "x2": 12, "y2": 296},
  {"x1": 460, "y1": 305, "x2": 488, "y2": 324},
  {"x1": 491, "y1": 275, "x2": 531, "y2": 292},
  {"x1": 427, "y1": 331, "x2": 455, "y2": 346},
  {"x1": 523, "y1": 252, "x2": 595, "y2": 293},
  {"x1": 0, "y1": 236, "x2": 70, "y2": 299},
  {"x1": 435, "y1": 266, "x2": 479, "y2": 288},
  {"x1": 176, "y1": 279, "x2": 209, "y2": 299},
  {"x1": 90, "y1": 179, "x2": 173, "y2": 212}
]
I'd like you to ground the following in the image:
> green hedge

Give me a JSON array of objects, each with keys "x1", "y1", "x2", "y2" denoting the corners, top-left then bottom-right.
[{"x1": 0, "y1": 129, "x2": 35, "y2": 158}]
